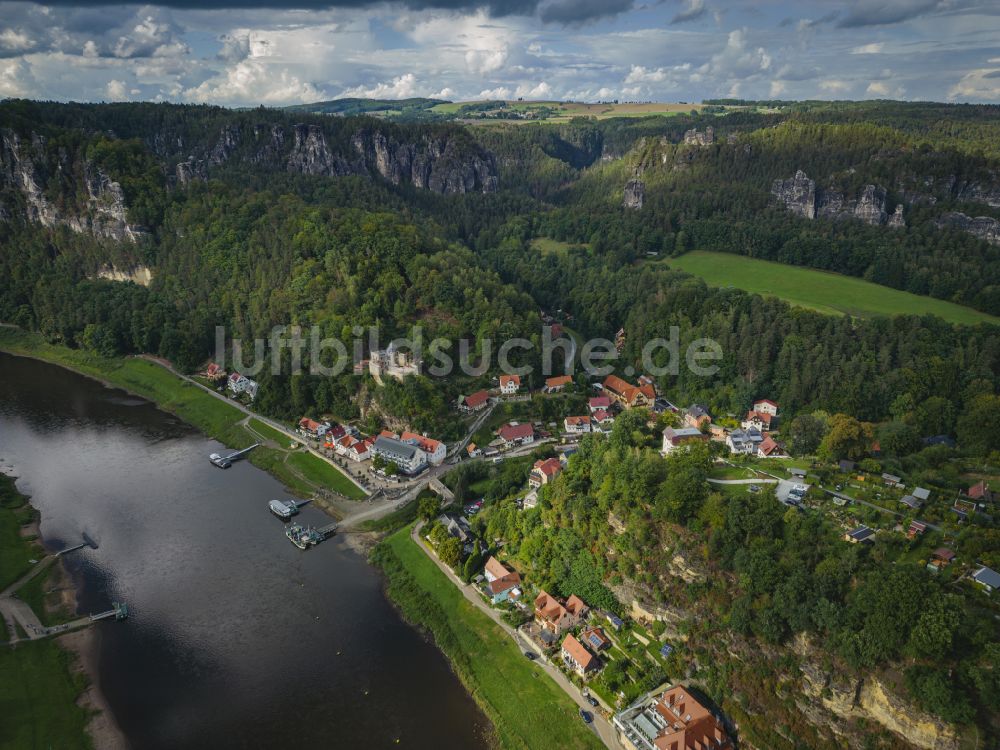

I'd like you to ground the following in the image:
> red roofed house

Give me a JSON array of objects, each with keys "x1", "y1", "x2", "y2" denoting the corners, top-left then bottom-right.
[
  {"x1": 564, "y1": 415, "x2": 592, "y2": 434},
  {"x1": 459, "y1": 390, "x2": 490, "y2": 412},
  {"x1": 968, "y1": 481, "x2": 993, "y2": 502},
  {"x1": 758, "y1": 435, "x2": 782, "y2": 457},
  {"x1": 298, "y1": 417, "x2": 331, "y2": 439},
  {"x1": 544, "y1": 375, "x2": 573, "y2": 392},
  {"x1": 561, "y1": 634, "x2": 599, "y2": 677},
  {"x1": 496, "y1": 422, "x2": 535, "y2": 448},
  {"x1": 592, "y1": 409, "x2": 614, "y2": 431},
  {"x1": 529, "y1": 457, "x2": 563, "y2": 488},
  {"x1": 615, "y1": 684, "x2": 732, "y2": 750},
  {"x1": 483, "y1": 557, "x2": 522, "y2": 604},
  {"x1": 204, "y1": 362, "x2": 226, "y2": 381},
  {"x1": 499, "y1": 374, "x2": 521, "y2": 395},
  {"x1": 534, "y1": 591, "x2": 587, "y2": 636},
  {"x1": 334, "y1": 435, "x2": 373, "y2": 462},
  {"x1": 401, "y1": 431, "x2": 447, "y2": 465},
  {"x1": 742, "y1": 410, "x2": 775, "y2": 432},
  {"x1": 589, "y1": 396, "x2": 612, "y2": 412},
  {"x1": 753, "y1": 399, "x2": 779, "y2": 417},
  {"x1": 603, "y1": 375, "x2": 654, "y2": 409}
]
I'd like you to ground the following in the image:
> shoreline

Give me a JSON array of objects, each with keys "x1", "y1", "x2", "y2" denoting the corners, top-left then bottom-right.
[{"x1": 58, "y1": 627, "x2": 129, "y2": 750}]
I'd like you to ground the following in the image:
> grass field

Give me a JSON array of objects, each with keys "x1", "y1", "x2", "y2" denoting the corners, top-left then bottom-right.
[
  {"x1": 286, "y1": 451, "x2": 365, "y2": 499},
  {"x1": 668, "y1": 251, "x2": 1000, "y2": 326},
  {"x1": 248, "y1": 418, "x2": 295, "y2": 447},
  {"x1": 433, "y1": 100, "x2": 704, "y2": 123},
  {"x1": 373, "y1": 526, "x2": 604, "y2": 750},
  {"x1": 0, "y1": 640, "x2": 93, "y2": 749},
  {"x1": 1, "y1": 475, "x2": 41, "y2": 590},
  {"x1": 530, "y1": 237, "x2": 588, "y2": 256}
]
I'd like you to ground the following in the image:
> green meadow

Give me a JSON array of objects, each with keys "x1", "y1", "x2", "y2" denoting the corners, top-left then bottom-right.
[{"x1": 668, "y1": 251, "x2": 1000, "y2": 326}]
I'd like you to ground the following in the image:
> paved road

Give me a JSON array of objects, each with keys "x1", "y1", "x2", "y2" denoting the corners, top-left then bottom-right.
[{"x1": 410, "y1": 522, "x2": 618, "y2": 749}]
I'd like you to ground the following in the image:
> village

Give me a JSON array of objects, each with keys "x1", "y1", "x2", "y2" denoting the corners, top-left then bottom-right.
[{"x1": 193, "y1": 331, "x2": 999, "y2": 747}]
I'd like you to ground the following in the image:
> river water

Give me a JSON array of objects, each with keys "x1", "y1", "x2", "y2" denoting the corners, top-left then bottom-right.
[{"x1": 0, "y1": 352, "x2": 490, "y2": 749}]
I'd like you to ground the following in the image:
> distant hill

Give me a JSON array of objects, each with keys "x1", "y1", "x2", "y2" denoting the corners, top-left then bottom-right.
[{"x1": 284, "y1": 97, "x2": 448, "y2": 118}]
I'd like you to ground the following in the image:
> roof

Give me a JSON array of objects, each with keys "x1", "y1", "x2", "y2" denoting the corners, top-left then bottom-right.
[
  {"x1": 602, "y1": 374, "x2": 633, "y2": 397},
  {"x1": 589, "y1": 396, "x2": 612, "y2": 409},
  {"x1": 466, "y1": 442, "x2": 477, "y2": 453},
  {"x1": 484, "y1": 556, "x2": 510, "y2": 579},
  {"x1": 561, "y1": 634, "x2": 597, "y2": 670},
  {"x1": 839, "y1": 459, "x2": 857, "y2": 471},
  {"x1": 582, "y1": 627, "x2": 610, "y2": 651},
  {"x1": 499, "y1": 374, "x2": 521, "y2": 387},
  {"x1": 532, "y1": 457, "x2": 563, "y2": 477},
  {"x1": 909, "y1": 521, "x2": 927, "y2": 534},
  {"x1": 489, "y1": 572, "x2": 521, "y2": 595},
  {"x1": 973, "y1": 566, "x2": 1000, "y2": 589},
  {"x1": 686, "y1": 404, "x2": 711, "y2": 419},
  {"x1": 912, "y1": 487, "x2": 931, "y2": 501},
  {"x1": 534, "y1": 590, "x2": 568, "y2": 622},
  {"x1": 401, "y1": 431, "x2": 443, "y2": 454},
  {"x1": 545, "y1": 375, "x2": 573, "y2": 388},
  {"x1": 565, "y1": 415, "x2": 591, "y2": 426},
  {"x1": 462, "y1": 390, "x2": 489, "y2": 409},
  {"x1": 565, "y1": 594, "x2": 588, "y2": 616},
  {"x1": 753, "y1": 398, "x2": 779, "y2": 408},
  {"x1": 900, "y1": 495, "x2": 922, "y2": 509},
  {"x1": 497, "y1": 422, "x2": 534, "y2": 442},
  {"x1": 882, "y1": 473, "x2": 902, "y2": 483},
  {"x1": 745, "y1": 409, "x2": 774, "y2": 426},
  {"x1": 603, "y1": 375, "x2": 653, "y2": 405},
  {"x1": 299, "y1": 417, "x2": 324, "y2": 432},
  {"x1": 664, "y1": 426, "x2": 706, "y2": 446},
  {"x1": 968, "y1": 481, "x2": 990, "y2": 499},
  {"x1": 592, "y1": 409, "x2": 612, "y2": 422},
  {"x1": 373, "y1": 435, "x2": 420, "y2": 461},
  {"x1": 933, "y1": 548, "x2": 956, "y2": 561},
  {"x1": 643, "y1": 686, "x2": 730, "y2": 750},
  {"x1": 847, "y1": 526, "x2": 874, "y2": 542},
  {"x1": 759, "y1": 435, "x2": 780, "y2": 456}
]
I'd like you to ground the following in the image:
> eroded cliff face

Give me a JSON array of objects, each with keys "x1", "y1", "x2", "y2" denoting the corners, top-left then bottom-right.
[
  {"x1": 771, "y1": 170, "x2": 901, "y2": 227},
  {"x1": 176, "y1": 121, "x2": 499, "y2": 195},
  {"x1": 936, "y1": 211, "x2": 1000, "y2": 244},
  {"x1": 623, "y1": 178, "x2": 645, "y2": 209},
  {"x1": 95, "y1": 264, "x2": 153, "y2": 286},
  {"x1": 795, "y1": 635, "x2": 960, "y2": 750},
  {"x1": 0, "y1": 130, "x2": 145, "y2": 242}
]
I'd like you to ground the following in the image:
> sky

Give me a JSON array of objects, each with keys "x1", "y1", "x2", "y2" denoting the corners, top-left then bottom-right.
[{"x1": 1, "y1": 0, "x2": 999, "y2": 106}]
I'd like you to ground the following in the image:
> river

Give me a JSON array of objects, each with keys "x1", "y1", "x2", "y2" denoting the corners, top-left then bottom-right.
[{"x1": 0, "y1": 352, "x2": 491, "y2": 749}]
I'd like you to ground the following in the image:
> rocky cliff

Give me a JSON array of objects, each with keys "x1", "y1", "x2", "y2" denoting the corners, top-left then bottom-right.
[
  {"x1": 936, "y1": 211, "x2": 1000, "y2": 244},
  {"x1": 771, "y1": 170, "x2": 902, "y2": 227},
  {"x1": 623, "y1": 178, "x2": 645, "y2": 209},
  {"x1": 0, "y1": 129, "x2": 144, "y2": 242},
  {"x1": 177, "y1": 121, "x2": 498, "y2": 195}
]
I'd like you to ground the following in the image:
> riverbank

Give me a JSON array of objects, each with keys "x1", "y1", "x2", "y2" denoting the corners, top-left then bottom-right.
[
  {"x1": 371, "y1": 525, "x2": 605, "y2": 750},
  {"x1": 0, "y1": 472, "x2": 107, "y2": 749},
  {"x1": 0, "y1": 328, "x2": 365, "y2": 504}
]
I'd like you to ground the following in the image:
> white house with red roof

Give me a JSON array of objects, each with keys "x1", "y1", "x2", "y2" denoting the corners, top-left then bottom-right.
[
  {"x1": 529, "y1": 457, "x2": 563, "y2": 488},
  {"x1": 401, "y1": 431, "x2": 447, "y2": 465},
  {"x1": 589, "y1": 396, "x2": 612, "y2": 412},
  {"x1": 227, "y1": 371, "x2": 259, "y2": 401},
  {"x1": 753, "y1": 398, "x2": 780, "y2": 417},
  {"x1": 496, "y1": 422, "x2": 535, "y2": 448},
  {"x1": 499, "y1": 374, "x2": 521, "y2": 395},
  {"x1": 298, "y1": 417, "x2": 332, "y2": 439},
  {"x1": 458, "y1": 390, "x2": 490, "y2": 412},
  {"x1": 564, "y1": 415, "x2": 592, "y2": 434}
]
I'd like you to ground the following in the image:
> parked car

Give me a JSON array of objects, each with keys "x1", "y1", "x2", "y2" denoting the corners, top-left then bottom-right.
[
  {"x1": 579, "y1": 709, "x2": 592, "y2": 723},
  {"x1": 524, "y1": 651, "x2": 537, "y2": 660},
  {"x1": 586, "y1": 696, "x2": 599, "y2": 707}
]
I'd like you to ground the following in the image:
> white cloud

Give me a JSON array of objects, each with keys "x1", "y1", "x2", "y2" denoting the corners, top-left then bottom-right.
[
  {"x1": 0, "y1": 58, "x2": 31, "y2": 97},
  {"x1": 0, "y1": 29, "x2": 33, "y2": 53},
  {"x1": 866, "y1": 80, "x2": 905, "y2": 97},
  {"x1": 465, "y1": 45, "x2": 509, "y2": 75},
  {"x1": 948, "y1": 68, "x2": 1000, "y2": 101},
  {"x1": 185, "y1": 59, "x2": 327, "y2": 104},
  {"x1": 819, "y1": 79, "x2": 851, "y2": 93},
  {"x1": 341, "y1": 73, "x2": 419, "y2": 99},
  {"x1": 770, "y1": 79, "x2": 787, "y2": 97},
  {"x1": 105, "y1": 79, "x2": 129, "y2": 100},
  {"x1": 851, "y1": 42, "x2": 884, "y2": 54}
]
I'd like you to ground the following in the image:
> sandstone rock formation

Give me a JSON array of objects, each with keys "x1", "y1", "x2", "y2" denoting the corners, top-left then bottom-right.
[
  {"x1": 936, "y1": 211, "x2": 1000, "y2": 244},
  {"x1": 623, "y1": 178, "x2": 645, "y2": 209},
  {"x1": 772, "y1": 170, "x2": 901, "y2": 227},
  {"x1": 683, "y1": 126, "x2": 715, "y2": 146}
]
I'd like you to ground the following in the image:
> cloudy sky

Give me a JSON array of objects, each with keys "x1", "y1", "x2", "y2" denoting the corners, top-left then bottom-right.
[{"x1": 1, "y1": 0, "x2": 999, "y2": 106}]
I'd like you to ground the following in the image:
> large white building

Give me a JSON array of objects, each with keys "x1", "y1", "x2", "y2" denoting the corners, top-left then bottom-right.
[{"x1": 372, "y1": 435, "x2": 427, "y2": 474}]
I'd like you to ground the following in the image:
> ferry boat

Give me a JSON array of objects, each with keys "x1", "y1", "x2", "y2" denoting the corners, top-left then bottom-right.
[
  {"x1": 269, "y1": 499, "x2": 299, "y2": 519},
  {"x1": 285, "y1": 523, "x2": 324, "y2": 550}
]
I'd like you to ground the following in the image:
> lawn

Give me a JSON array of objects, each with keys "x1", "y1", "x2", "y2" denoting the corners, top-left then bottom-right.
[
  {"x1": 373, "y1": 527, "x2": 604, "y2": 750},
  {"x1": 668, "y1": 251, "x2": 1000, "y2": 326},
  {"x1": 248, "y1": 418, "x2": 294, "y2": 446},
  {"x1": 0, "y1": 640, "x2": 93, "y2": 749},
  {"x1": 530, "y1": 237, "x2": 585, "y2": 257},
  {"x1": 1, "y1": 475, "x2": 41, "y2": 590},
  {"x1": 286, "y1": 451, "x2": 366, "y2": 499}
]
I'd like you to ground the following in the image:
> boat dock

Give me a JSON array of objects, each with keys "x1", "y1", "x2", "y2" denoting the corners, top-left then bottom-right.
[
  {"x1": 209, "y1": 443, "x2": 260, "y2": 468},
  {"x1": 285, "y1": 521, "x2": 339, "y2": 550},
  {"x1": 90, "y1": 602, "x2": 129, "y2": 622}
]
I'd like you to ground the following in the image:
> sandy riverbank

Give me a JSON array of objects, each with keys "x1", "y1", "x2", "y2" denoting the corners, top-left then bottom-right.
[{"x1": 58, "y1": 628, "x2": 129, "y2": 750}]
